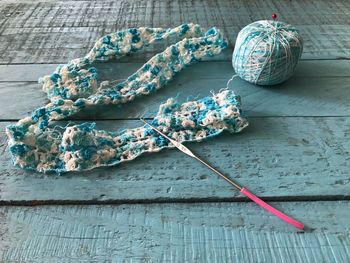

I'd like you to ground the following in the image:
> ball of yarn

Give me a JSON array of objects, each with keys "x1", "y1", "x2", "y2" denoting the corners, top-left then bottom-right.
[{"x1": 232, "y1": 20, "x2": 303, "y2": 85}]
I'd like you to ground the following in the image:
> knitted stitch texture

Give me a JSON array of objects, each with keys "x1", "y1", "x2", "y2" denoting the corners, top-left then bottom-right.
[{"x1": 6, "y1": 24, "x2": 248, "y2": 173}]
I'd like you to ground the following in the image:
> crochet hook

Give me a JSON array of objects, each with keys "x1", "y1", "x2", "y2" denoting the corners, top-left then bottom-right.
[{"x1": 140, "y1": 118, "x2": 304, "y2": 230}]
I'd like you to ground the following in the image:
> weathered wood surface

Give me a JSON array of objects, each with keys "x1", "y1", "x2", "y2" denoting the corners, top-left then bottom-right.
[
  {"x1": 1, "y1": 116, "x2": 349, "y2": 203},
  {"x1": 0, "y1": 61, "x2": 350, "y2": 120},
  {"x1": 0, "y1": 0, "x2": 350, "y2": 261},
  {"x1": 0, "y1": 201, "x2": 349, "y2": 262},
  {"x1": 0, "y1": 0, "x2": 349, "y2": 63},
  {"x1": 1, "y1": 60, "x2": 350, "y2": 82}
]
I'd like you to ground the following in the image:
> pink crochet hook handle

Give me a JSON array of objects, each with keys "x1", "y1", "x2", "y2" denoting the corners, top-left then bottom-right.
[{"x1": 240, "y1": 187, "x2": 304, "y2": 230}]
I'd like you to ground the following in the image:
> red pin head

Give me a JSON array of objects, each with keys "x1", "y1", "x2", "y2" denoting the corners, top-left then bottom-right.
[{"x1": 272, "y1": 13, "x2": 277, "y2": 20}]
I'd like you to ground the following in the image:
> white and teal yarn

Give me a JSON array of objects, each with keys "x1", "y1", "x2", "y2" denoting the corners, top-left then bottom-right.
[
  {"x1": 232, "y1": 20, "x2": 303, "y2": 85},
  {"x1": 6, "y1": 23, "x2": 248, "y2": 173}
]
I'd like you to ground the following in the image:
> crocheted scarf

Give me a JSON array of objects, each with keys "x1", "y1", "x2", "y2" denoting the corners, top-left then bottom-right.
[{"x1": 6, "y1": 23, "x2": 248, "y2": 173}]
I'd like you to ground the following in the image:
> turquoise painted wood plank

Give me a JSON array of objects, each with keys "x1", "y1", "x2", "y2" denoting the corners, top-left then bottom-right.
[
  {"x1": 0, "y1": 117, "x2": 349, "y2": 202},
  {"x1": 0, "y1": 0, "x2": 349, "y2": 63},
  {"x1": 0, "y1": 61, "x2": 349, "y2": 120},
  {"x1": 0, "y1": 201, "x2": 349, "y2": 262},
  {"x1": 1, "y1": 60, "x2": 349, "y2": 82}
]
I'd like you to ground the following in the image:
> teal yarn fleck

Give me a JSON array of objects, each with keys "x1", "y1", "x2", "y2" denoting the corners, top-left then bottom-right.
[
  {"x1": 5, "y1": 23, "x2": 248, "y2": 173},
  {"x1": 232, "y1": 20, "x2": 303, "y2": 85}
]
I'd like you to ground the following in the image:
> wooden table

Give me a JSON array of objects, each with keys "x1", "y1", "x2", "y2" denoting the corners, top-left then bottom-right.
[{"x1": 0, "y1": 0, "x2": 349, "y2": 262}]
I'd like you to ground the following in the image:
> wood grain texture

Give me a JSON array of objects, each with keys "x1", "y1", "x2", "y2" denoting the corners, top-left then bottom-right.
[
  {"x1": 0, "y1": 0, "x2": 349, "y2": 63},
  {"x1": 0, "y1": 61, "x2": 350, "y2": 120},
  {"x1": 0, "y1": 0, "x2": 349, "y2": 261},
  {"x1": 1, "y1": 116, "x2": 349, "y2": 203},
  {"x1": 0, "y1": 201, "x2": 349, "y2": 262},
  {"x1": 1, "y1": 60, "x2": 350, "y2": 82}
]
